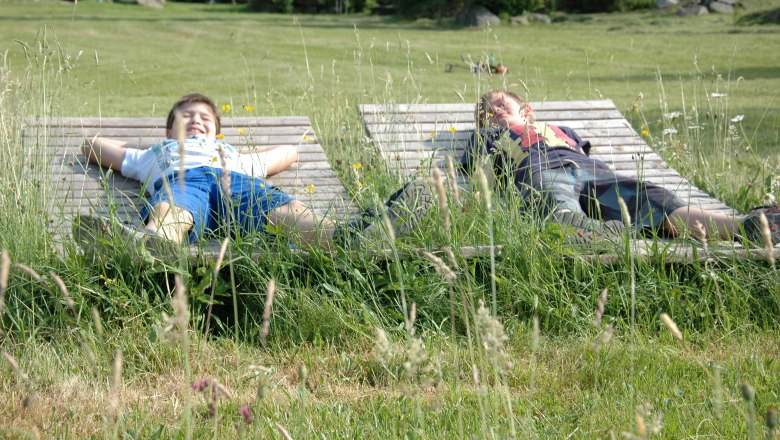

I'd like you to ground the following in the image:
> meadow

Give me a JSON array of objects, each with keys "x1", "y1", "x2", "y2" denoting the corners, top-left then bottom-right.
[{"x1": 1, "y1": 1, "x2": 780, "y2": 438}]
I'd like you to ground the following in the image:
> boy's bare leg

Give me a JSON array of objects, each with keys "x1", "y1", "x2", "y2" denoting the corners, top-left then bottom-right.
[
  {"x1": 145, "y1": 202, "x2": 194, "y2": 244},
  {"x1": 267, "y1": 200, "x2": 337, "y2": 251},
  {"x1": 665, "y1": 206, "x2": 740, "y2": 240}
]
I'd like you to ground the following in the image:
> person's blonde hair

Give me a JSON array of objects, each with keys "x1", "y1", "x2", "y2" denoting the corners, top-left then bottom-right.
[{"x1": 475, "y1": 89, "x2": 526, "y2": 129}]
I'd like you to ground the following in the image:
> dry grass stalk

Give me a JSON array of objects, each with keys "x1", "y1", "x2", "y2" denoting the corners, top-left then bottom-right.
[
  {"x1": 442, "y1": 246, "x2": 459, "y2": 270},
  {"x1": 421, "y1": 251, "x2": 457, "y2": 283},
  {"x1": 593, "y1": 324, "x2": 614, "y2": 353},
  {"x1": 446, "y1": 156, "x2": 461, "y2": 207},
  {"x1": 49, "y1": 271, "x2": 77, "y2": 318},
  {"x1": 260, "y1": 279, "x2": 276, "y2": 343},
  {"x1": 759, "y1": 212, "x2": 776, "y2": 268},
  {"x1": 692, "y1": 220, "x2": 708, "y2": 254},
  {"x1": 218, "y1": 144, "x2": 232, "y2": 198},
  {"x1": 594, "y1": 288, "x2": 609, "y2": 327},
  {"x1": 110, "y1": 349, "x2": 123, "y2": 409},
  {"x1": 2, "y1": 351, "x2": 20, "y2": 375},
  {"x1": 476, "y1": 168, "x2": 492, "y2": 210},
  {"x1": 172, "y1": 275, "x2": 188, "y2": 335},
  {"x1": 532, "y1": 315, "x2": 540, "y2": 352},
  {"x1": 659, "y1": 313, "x2": 683, "y2": 341},
  {"x1": 91, "y1": 307, "x2": 104, "y2": 337},
  {"x1": 374, "y1": 327, "x2": 394, "y2": 365},
  {"x1": 617, "y1": 197, "x2": 631, "y2": 227},
  {"x1": 275, "y1": 422, "x2": 293, "y2": 440},
  {"x1": 13, "y1": 263, "x2": 43, "y2": 283},
  {"x1": 214, "y1": 236, "x2": 230, "y2": 275},
  {"x1": 432, "y1": 168, "x2": 450, "y2": 234},
  {"x1": 0, "y1": 250, "x2": 8, "y2": 319},
  {"x1": 407, "y1": 302, "x2": 417, "y2": 336}
]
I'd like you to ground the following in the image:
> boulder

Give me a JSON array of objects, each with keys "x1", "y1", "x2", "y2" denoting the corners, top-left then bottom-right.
[
  {"x1": 456, "y1": 5, "x2": 500, "y2": 28},
  {"x1": 510, "y1": 15, "x2": 530, "y2": 25},
  {"x1": 708, "y1": 1, "x2": 734, "y2": 13},
  {"x1": 529, "y1": 12, "x2": 551, "y2": 23},
  {"x1": 138, "y1": 0, "x2": 164, "y2": 7},
  {"x1": 677, "y1": 4, "x2": 708, "y2": 15}
]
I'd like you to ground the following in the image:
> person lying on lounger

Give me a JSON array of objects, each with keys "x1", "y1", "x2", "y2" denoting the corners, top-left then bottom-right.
[
  {"x1": 75, "y1": 93, "x2": 434, "y2": 256},
  {"x1": 461, "y1": 89, "x2": 780, "y2": 245}
]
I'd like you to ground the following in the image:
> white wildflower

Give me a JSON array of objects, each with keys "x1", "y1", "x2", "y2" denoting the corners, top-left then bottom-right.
[
  {"x1": 730, "y1": 114, "x2": 744, "y2": 123},
  {"x1": 711, "y1": 92, "x2": 728, "y2": 98},
  {"x1": 663, "y1": 111, "x2": 682, "y2": 121},
  {"x1": 762, "y1": 193, "x2": 777, "y2": 206},
  {"x1": 662, "y1": 128, "x2": 678, "y2": 135}
]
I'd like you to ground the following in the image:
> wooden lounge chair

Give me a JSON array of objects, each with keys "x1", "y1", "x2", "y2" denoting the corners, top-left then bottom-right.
[
  {"x1": 359, "y1": 100, "x2": 764, "y2": 263},
  {"x1": 25, "y1": 115, "x2": 357, "y2": 257}
]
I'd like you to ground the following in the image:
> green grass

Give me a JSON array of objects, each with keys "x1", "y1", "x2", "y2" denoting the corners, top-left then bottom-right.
[{"x1": 1, "y1": 1, "x2": 780, "y2": 438}]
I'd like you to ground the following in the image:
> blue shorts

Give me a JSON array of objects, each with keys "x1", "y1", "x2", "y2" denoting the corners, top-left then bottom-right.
[
  {"x1": 141, "y1": 167, "x2": 294, "y2": 243},
  {"x1": 528, "y1": 162, "x2": 687, "y2": 231}
]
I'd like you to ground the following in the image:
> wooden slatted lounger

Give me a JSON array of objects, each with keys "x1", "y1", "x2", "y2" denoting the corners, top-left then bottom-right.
[
  {"x1": 359, "y1": 100, "x2": 763, "y2": 262},
  {"x1": 25, "y1": 116, "x2": 357, "y2": 258}
]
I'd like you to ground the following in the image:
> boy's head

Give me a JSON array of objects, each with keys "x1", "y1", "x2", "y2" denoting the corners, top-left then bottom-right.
[
  {"x1": 476, "y1": 89, "x2": 533, "y2": 129},
  {"x1": 166, "y1": 93, "x2": 222, "y2": 139}
]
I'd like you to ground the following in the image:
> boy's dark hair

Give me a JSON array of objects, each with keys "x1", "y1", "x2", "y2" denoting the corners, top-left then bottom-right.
[
  {"x1": 166, "y1": 93, "x2": 222, "y2": 134},
  {"x1": 475, "y1": 89, "x2": 525, "y2": 129}
]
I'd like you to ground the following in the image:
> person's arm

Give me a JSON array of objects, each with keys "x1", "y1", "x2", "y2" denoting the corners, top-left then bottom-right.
[
  {"x1": 240, "y1": 145, "x2": 299, "y2": 178},
  {"x1": 82, "y1": 136, "x2": 129, "y2": 172}
]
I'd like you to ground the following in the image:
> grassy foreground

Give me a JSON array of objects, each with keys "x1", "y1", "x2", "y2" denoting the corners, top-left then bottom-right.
[{"x1": 1, "y1": 2, "x2": 780, "y2": 438}]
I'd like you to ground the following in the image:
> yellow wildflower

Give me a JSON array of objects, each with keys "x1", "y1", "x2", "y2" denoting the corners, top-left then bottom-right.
[
  {"x1": 307, "y1": 184, "x2": 316, "y2": 194},
  {"x1": 238, "y1": 129, "x2": 245, "y2": 135},
  {"x1": 449, "y1": 127, "x2": 456, "y2": 133},
  {"x1": 221, "y1": 104, "x2": 231, "y2": 112},
  {"x1": 641, "y1": 129, "x2": 649, "y2": 137},
  {"x1": 244, "y1": 105, "x2": 255, "y2": 112},
  {"x1": 429, "y1": 131, "x2": 436, "y2": 137},
  {"x1": 216, "y1": 133, "x2": 225, "y2": 140},
  {"x1": 353, "y1": 162, "x2": 362, "y2": 171}
]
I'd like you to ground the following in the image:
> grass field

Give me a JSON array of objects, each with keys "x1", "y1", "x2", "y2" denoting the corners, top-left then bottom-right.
[{"x1": 1, "y1": 1, "x2": 780, "y2": 438}]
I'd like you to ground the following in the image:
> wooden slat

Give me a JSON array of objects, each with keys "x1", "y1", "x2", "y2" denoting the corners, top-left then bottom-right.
[{"x1": 30, "y1": 117, "x2": 359, "y2": 246}]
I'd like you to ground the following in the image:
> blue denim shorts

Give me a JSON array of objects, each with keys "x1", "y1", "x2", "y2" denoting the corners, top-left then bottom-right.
[
  {"x1": 530, "y1": 162, "x2": 687, "y2": 231},
  {"x1": 141, "y1": 167, "x2": 294, "y2": 242}
]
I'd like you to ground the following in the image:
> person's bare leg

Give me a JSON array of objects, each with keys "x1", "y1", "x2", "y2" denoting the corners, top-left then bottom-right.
[
  {"x1": 665, "y1": 206, "x2": 742, "y2": 241},
  {"x1": 145, "y1": 202, "x2": 194, "y2": 244},
  {"x1": 267, "y1": 200, "x2": 337, "y2": 250}
]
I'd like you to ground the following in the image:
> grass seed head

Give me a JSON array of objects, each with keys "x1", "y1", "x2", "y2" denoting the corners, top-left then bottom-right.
[
  {"x1": 740, "y1": 382, "x2": 755, "y2": 402},
  {"x1": 432, "y1": 167, "x2": 450, "y2": 233},
  {"x1": 594, "y1": 288, "x2": 609, "y2": 327},
  {"x1": 476, "y1": 300, "x2": 511, "y2": 370},
  {"x1": 13, "y1": 263, "x2": 43, "y2": 283},
  {"x1": 261, "y1": 279, "x2": 276, "y2": 343},
  {"x1": 374, "y1": 327, "x2": 394, "y2": 366},
  {"x1": 759, "y1": 212, "x2": 775, "y2": 267},
  {"x1": 659, "y1": 313, "x2": 683, "y2": 341},
  {"x1": 446, "y1": 156, "x2": 460, "y2": 207},
  {"x1": 422, "y1": 251, "x2": 457, "y2": 283}
]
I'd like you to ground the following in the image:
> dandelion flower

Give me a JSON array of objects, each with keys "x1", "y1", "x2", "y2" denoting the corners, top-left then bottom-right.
[
  {"x1": 307, "y1": 184, "x2": 315, "y2": 194},
  {"x1": 244, "y1": 105, "x2": 255, "y2": 112},
  {"x1": 641, "y1": 129, "x2": 650, "y2": 137},
  {"x1": 216, "y1": 133, "x2": 225, "y2": 140},
  {"x1": 221, "y1": 104, "x2": 231, "y2": 112},
  {"x1": 449, "y1": 127, "x2": 456, "y2": 133},
  {"x1": 730, "y1": 114, "x2": 744, "y2": 123},
  {"x1": 211, "y1": 157, "x2": 218, "y2": 163},
  {"x1": 763, "y1": 193, "x2": 777, "y2": 206},
  {"x1": 353, "y1": 162, "x2": 362, "y2": 171},
  {"x1": 238, "y1": 129, "x2": 245, "y2": 134}
]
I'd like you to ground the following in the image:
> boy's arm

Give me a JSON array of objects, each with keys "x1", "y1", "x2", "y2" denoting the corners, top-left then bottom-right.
[
  {"x1": 82, "y1": 136, "x2": 129, "y2": 172},
  {"x1": 241, "y1": 145, "x2": 299, "y2": 177}
]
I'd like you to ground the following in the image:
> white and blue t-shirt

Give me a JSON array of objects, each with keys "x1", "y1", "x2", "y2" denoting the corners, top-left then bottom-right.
[{"x1": 121, "y1": 135, "x2": 267, "y2": 195}]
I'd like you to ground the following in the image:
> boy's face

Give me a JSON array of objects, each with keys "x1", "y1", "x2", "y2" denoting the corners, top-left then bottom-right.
[
  {"x1": 487, "y1": 92, "x2": 531, "y2": 127},
  {"x1": 167, "y1": 101, "x2": 218, "y2": 139}
]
